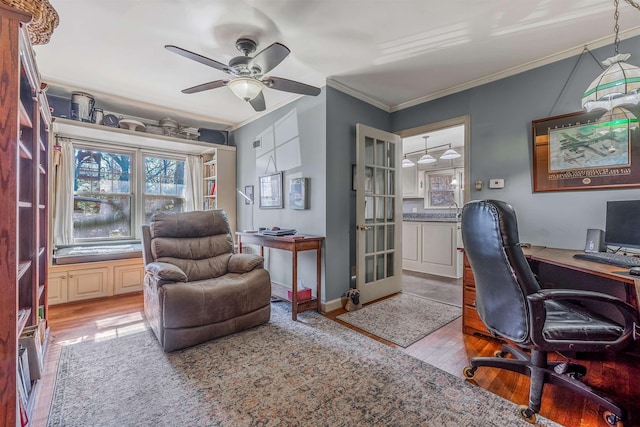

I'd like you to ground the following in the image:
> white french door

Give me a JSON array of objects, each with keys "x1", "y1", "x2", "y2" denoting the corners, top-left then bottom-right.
[{"x1": 355, "y1": 124, "x2": 402, "y2": 304}]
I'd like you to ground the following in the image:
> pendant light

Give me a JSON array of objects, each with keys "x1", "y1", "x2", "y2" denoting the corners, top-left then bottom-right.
[
  {"x1": 440, "y1": 144, "x2": 461, "y2": 160},
  {"x1": 418, "y1": 136, "x2": 437, "y2": 164},
  {"x1": 581, "y1": 0, "x2": 640, "y2": 112},
  {"x1": 402, "y1": 156, "x2": 415, "y2": 168}
]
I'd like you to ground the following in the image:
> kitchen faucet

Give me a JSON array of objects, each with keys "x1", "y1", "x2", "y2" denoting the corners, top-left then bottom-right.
[{"x1": 449, "y1": 202, "x2": 460, "y2": 218}]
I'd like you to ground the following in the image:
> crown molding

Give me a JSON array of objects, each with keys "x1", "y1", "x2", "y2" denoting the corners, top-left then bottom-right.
[{"x1": 326, "y1": 79, "x2": 391, "y2": 112}]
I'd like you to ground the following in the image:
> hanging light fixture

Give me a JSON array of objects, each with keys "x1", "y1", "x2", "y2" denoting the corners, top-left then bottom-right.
[
  {"x1": 582, "y1": 0, "x2": 640, "y2": 112},
  {"x1": 417, "y1": 136, "x2": 437, "y2": 164},
  {"x1": 440, "y1": 144, "x2": 462, "y2": 160},
  {"x1": 402, "y1": 156, "x2": 415, "y2": 168},
  {"x1": 227, "y1": 77, "x2": 264, "y2": 101}
]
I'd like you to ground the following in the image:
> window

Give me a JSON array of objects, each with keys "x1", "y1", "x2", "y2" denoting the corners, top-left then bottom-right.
[
  {"x1": 423, "y1": 168, "x2": 463, "y2": 209},
  {"x1": 143, "y1": 155, "x2": 186, "y2": 224},
  {"x1": 74, "y1": 148, "x2": 133, "y2": 240},
  {"x1": 73, "y1": 147, "x2": 186, "y2": 241}
]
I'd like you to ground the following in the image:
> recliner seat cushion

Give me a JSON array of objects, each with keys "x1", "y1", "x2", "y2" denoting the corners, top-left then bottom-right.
[{"x1": 161, "y1": 269, "x2": 271, "y2": 329}]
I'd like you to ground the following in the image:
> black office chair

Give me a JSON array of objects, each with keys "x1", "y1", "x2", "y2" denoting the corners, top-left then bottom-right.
[{"x1": 461, "y1": 200, "x2": 638, "y2": 426}]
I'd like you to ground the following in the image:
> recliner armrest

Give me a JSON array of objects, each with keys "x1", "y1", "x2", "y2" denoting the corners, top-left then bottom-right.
[
  {"x1": 228, "y1": 254, "x2": 264, "y2": 273},
  {"x1": 527, "y1": 288, "x2": 639, "y2": 350},
  {"x1": 145, "y1": 262, "x2": 188, "y2": 284}
]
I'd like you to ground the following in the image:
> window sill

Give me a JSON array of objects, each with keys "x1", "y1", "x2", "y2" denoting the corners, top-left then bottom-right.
[{"x1": 53, "y1": 242, "x2": 142, "y2": 265}]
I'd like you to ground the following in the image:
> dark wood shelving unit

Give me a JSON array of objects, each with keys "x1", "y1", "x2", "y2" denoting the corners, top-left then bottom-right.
[{"x1": 0, "y1": 4, "x2": 52, "y2": 425}]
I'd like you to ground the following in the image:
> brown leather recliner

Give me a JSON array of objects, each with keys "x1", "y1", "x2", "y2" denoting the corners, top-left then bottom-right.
[{"x1": 141, "y1": 210, "x2": 271, "y2": 352}]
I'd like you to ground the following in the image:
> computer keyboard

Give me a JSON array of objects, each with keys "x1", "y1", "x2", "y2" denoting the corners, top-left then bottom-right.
[{"x1": 573, "y1": 251, "x2": 640, "y2": 267}]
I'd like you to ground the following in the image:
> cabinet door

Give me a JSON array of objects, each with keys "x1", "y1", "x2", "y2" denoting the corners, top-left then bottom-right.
[
  {"x1": 67, "y1": 267, "x2": 110, "y2": 301},
  {"x1": 402, "y1": 222, "x2": 421, "y2": 261},
  {"x1": 114, "y1": 264, "x2": 144, "y2": 295},
  {"x1": 48, "y1": 273, "x2": 68, "y2": 305},
  {"x1": 401, "y1": 164, "x2": 418, "y2": 197},
  {"x1": 421, "y1": 222, "x2": 454, "y2": 268}
]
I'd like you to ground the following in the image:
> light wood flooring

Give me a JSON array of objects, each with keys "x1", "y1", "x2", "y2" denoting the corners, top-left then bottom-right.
[{"x1": 32, "y1": 275, "x2": 640, "y2": 427}]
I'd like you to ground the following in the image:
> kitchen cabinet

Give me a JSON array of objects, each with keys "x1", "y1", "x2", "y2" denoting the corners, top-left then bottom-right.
[
  {"x1": 402, "y1": 221, "x2": 462, "y2": 278},
  {"x1": 401, "y1": 163, "x2": 424, "y2": 198}
]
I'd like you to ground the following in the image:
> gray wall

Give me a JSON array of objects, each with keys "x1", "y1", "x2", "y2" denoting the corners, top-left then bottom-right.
[
  {"x1": 325, "y1": 87, "x2": 391, "y2": 301},
  {"x1": 229, "y1": 90, "x2": 327, "y2": 293},
  {"x1": 392, "y1": 35, "x2": 640, "y2": 250}
]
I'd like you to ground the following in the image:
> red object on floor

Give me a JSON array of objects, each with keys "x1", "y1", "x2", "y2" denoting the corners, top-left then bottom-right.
[{"x1": 288, "y1": 288, "x2": 312, "y2": 301}]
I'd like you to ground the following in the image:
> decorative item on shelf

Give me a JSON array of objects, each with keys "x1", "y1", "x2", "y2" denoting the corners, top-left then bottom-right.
[
  {"x1": 118, "y1": 118, "x2": 146, "y2": 132},
  {"x1": 159, "y1": 117, "x2": 179, "y2": 136},
  {"x1": 178, "y1": 126, "x2": 200, "y2": 140},
  {"x1": 70, "y1": 92, "x2": 95, "y2": 122},
  {"x1": 582, "y1": 0, "x2": 640, "y2": 112},
  {"x1": 145, "y1": 124, "x2": 164, "y2": 135},
  {"x1": 91, "y1": 107, "x2": 104, "y2": 125},
  {"x1": 0, "y1": 0, "x2": 60, "y2": 45},
  {"x1": 103, "y1": 114, "x2": 119, "y2": 127}
]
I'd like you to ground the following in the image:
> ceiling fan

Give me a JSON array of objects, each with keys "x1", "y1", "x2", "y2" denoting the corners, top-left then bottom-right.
[{"x1": 165, "y1": 38, "x2": 321, "y2": 112}]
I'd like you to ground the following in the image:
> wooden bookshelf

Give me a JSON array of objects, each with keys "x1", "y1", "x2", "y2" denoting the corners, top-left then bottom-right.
[{"x1": 0, "y1": 5, "x2": 52, "y2": 425}]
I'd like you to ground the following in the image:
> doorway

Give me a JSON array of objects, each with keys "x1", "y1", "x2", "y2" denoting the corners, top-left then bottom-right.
[{"x1": 397, "y1": 116, "x2": 469, "y2": 302}]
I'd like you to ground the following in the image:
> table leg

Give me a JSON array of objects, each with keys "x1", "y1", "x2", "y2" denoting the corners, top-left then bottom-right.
[
  {"x1": 316, "y1": 243, "x2": 322, "y2": 314},
  {"x1": 292, "y1": 247, "x2": 298, "y2": 321}
]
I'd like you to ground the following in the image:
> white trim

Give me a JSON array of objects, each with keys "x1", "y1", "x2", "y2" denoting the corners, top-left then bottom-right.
[
  {"x1": 326, "y1": 79, "x2": 391, "y2": 112},
  {"x1": 322, "y1": 297, "x2": 344, "y2": 313}
]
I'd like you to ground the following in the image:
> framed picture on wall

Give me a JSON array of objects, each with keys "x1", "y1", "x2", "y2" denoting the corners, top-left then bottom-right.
[
  {"x1": 289, "y1": 177, "x2": 309, "y2": 210},
  {"x1": 243, "y1": 185, "x2": 254, "y2": 205},
  {"x1": 259, "y1": 172, "x2": 284, "y2": 209},
  {"x1": 532, "y1": 110, "x2": 640, "y2": 192}
]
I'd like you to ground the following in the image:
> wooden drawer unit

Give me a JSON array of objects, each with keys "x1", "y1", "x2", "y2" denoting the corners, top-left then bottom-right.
[{"x1": 462, "y1": 254, "x2": 490, "y2": 337}]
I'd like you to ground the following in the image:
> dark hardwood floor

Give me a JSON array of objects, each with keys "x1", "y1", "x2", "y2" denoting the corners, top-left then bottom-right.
[{"x1": 32, "y1": 278, "x2": 640, "y2": 427}]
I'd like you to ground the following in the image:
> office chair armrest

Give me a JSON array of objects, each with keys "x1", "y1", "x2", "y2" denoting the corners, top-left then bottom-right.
[{"x1": 527, "y1": 289, "x2": 639, "y2": 350}]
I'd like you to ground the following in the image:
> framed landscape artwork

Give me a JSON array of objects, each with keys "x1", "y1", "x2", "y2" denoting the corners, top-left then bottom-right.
[{"x1": 531, "y1": 109, "x2": 640, "y2": 192}]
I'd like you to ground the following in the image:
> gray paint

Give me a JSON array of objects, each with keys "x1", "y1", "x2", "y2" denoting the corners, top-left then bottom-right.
[
  {"x1": 325, "y1": 87, "x2": 391, "y2": 301},
  {"x1": 232, "y1": 35, "x2": 640, "y2": 305},
  {"x1": 229, "y1": 91, "x2": 327, "y2": 293},
  {"x1": 392, "y1": 35, "x2": 640, "y2": 250}
]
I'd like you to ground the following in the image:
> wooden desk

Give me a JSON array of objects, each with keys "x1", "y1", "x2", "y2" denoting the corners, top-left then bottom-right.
[
  {"x1": 463, "y1": 247, "x2": 640, "y2": 338},
  {"x1": 236, "y1": 232, "x2": 324, "y2": 321}
]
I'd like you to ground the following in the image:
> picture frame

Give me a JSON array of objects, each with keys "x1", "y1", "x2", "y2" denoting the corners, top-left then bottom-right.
[
  {"x1": 243, "y1": 185, "x2": 254, "y2": 205},
  {"x1": 258, "y1": 171, "x2": 284, "y2": 209},
  {"x1": 289, "y1": 177, "x2": 309, "y2": 210},
  {"x1": 532, "y1": 110, "x2": 640, "y2": 192}
]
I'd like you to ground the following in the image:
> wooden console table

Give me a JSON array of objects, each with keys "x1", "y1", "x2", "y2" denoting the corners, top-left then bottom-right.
[{"x1": 236, "y1": 232, "x2": 324, "y2": 320}]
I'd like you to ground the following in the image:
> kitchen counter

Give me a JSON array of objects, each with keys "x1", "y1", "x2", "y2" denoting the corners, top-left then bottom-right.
[{"x1": 403, "y1": 213, "x2": 460, "y2": 222}]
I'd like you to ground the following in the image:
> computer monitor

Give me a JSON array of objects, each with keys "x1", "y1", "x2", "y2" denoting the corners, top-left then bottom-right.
[{"x1": 605, "y1": 200, "x2": 640, "y2": 250}]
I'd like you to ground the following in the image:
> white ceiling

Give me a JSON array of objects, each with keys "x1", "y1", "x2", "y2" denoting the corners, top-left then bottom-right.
[{"x1": 34, "y1": 0, "x2": 640, "y2": 131}]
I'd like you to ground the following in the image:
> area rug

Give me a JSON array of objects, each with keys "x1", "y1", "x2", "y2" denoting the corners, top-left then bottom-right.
[
  {"x1": 47, "y1": 302, "x2": 559, "y2": 427},
  {"x1": 336, "y1": 293, "x2": 462, "y2": 347}
]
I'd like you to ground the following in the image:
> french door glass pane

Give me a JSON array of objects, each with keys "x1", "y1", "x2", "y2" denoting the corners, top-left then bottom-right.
[
  {"x1": 365, "y1": 255, "x2": 375, "y2": 283},
  {"x1": 365, "y1": 227, "x2": 374, "y2": 254},
  {"x1": 376, "y1": 254, "x2": 385, "y2": 280},
  {"x1": 365, "y1": 137, "x2": 374, "y2": 165},
  {"x1": 387, "y1": 252, "x2": 394, "y2": 277},
  {"x1": 376, "y1": 197, "x2": 385, "y2": 221},
  {"x1": 376, "y1": 225, "x2": 385, "y2": 252},
  {"x1": 365, "y1": 196, "x2": 374, "y2": 223},
  {"x1": 375, "y1": 139, "x2": 385, "y2": 166},
  {"x1": 375, "y1": 168, "x2": 385, "y2": 195},
  {"x1": 387, "y1": 225, "x2": 394, "y2": 250},
  {"x1": 386, "y1": 141, "x2": 395, "y2": 167},
  {"x1": 387, "y1": 170, "x2": 395, "y2": 195}
]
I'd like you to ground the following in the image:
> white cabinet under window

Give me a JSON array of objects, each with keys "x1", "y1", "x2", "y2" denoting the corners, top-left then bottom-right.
[{"x1": 402, "y1": 221, "x2": 462, "y2": 278}]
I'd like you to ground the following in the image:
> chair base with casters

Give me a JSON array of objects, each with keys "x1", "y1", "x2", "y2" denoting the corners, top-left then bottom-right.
[
  {"x1": 461, "y1": 199, "x2": 638, "y2": 427},
  {"x1": 463, "y1": 344, "x2": 624, "y2": 426}
]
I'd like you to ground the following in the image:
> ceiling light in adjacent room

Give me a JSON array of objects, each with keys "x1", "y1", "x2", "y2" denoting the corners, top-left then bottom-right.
[
  {"x1": 440, "y1": 145, "x2": 461, "y2": 160},
  {"x1": 402, "y1": 157, "x2": 415, "y2": 168}
]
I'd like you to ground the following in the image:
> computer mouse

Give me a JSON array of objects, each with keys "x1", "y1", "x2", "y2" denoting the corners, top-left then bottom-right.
[{"x1": 629, "y1": 267, "x2": 640, "y2": 276}]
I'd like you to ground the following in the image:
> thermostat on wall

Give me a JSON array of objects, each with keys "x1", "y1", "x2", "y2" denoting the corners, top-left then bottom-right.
[{"x1": 489, "y1": 178, "x2": 504, "y2": 189}]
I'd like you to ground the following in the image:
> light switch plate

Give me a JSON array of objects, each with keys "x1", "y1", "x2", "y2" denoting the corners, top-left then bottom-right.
[{"x1": 489, "y1": 178, "x2": 504, "y2": 189}]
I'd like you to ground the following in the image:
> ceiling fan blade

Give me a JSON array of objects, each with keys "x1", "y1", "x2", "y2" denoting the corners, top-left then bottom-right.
[
  {"x1": 249, "y1": 91, "x2": 266, "y2": 112},
  {"x1": 165, "y1": 45, "x2": 233, "y2": 74},
  {"x1": 265, "y1": 77, "x2": 321, "y2": 96},
  {"x1": 248, "y1": 42, "x2": 290, "y2": 75},
  {"x1": 182, "y1": 80, "x2": 228, "y2": 94}
]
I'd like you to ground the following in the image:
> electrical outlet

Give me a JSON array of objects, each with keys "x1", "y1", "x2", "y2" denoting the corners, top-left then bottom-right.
[{"x1": 489, "y1": 178, "x2": 504, "y2": 189}]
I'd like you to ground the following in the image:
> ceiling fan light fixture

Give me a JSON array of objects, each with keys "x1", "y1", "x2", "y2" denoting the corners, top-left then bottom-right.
[{"x1": 228, "y1": 77, "x2": 263, "y2": 102}]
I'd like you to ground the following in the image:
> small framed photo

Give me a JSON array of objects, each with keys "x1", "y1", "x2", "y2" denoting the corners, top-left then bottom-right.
[
  {"x1": 259, "y1": 172, "x2": 284, "y2": 209},
  {"x1": 289, "y1": 177, "x2": 309, "y2": 210},
  {"x1": 244, "y1": 185, "x2": 254, "y2": 205}
]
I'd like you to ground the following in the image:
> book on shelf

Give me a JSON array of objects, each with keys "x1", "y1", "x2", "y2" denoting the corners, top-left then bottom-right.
[
  {"x1": 19, "y1": 325, "x2": 43, "y2": 380},
  {"x1": 210, "y1": 182, "x2": 216, "y2": 196},
  {"x1": 16, "y1": 384, "x2": 28, "y2": 427},
  {"x1": 18, "y1": 345, "x2": 31, "y2": 395}
]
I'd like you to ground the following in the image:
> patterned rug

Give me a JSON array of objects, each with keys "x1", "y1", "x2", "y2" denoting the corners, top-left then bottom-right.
[
  {"x1": 337, "y1": 293, "x2": 462, "y2": 347},
  {"x1": 47, "y1": 302, "x2": 559, "y2": 427}
]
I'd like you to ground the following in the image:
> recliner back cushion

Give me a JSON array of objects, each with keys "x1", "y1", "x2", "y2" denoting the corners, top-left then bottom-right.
[{"x1": 149, "y1": 210, "x2": 234, "y2": 281}]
